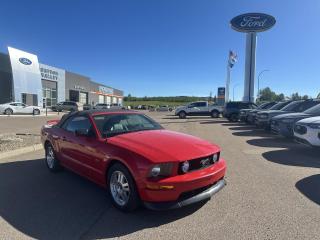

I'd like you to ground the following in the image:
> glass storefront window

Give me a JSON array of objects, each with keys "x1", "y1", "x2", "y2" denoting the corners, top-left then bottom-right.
[{"x1": 42, "y1": 87, "x2": 57, "y2": 107}]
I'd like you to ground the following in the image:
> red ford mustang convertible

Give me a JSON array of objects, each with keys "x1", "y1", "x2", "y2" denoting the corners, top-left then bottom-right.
[{"x1": 41, "y1": 110, "x2": 226, "y2": 211}]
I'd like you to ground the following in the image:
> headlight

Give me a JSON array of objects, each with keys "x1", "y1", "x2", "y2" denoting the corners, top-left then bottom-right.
[
  {"x1": 282, "y1": 118, "x2": 295, "y2": 123},
  {"x1": 149, "y1": 163, "x2": 173, "y2": 177},
  {"x1": 212, "y1": 153, "x2": 219, "y2": 163},
  {"x1": 307, "y1": 123, "x2": 320, "y2": 129}
]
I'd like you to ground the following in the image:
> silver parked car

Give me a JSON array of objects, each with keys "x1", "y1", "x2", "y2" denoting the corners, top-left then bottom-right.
[{"x1": 0, "y1": 102, "x2": 41, "y2": 115}]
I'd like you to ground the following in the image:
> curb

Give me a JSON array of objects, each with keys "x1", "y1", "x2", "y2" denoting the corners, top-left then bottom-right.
[{"x1": 0, "y1": 144, "x2": 43, "y2": 160}]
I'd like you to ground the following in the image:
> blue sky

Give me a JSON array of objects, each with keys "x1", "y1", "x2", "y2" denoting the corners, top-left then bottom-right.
[{"x1": 0, "y1": 0, "x2": 319, "y2": 100}]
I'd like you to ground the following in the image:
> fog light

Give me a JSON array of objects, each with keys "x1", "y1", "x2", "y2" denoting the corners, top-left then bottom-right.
[
  {"x1": 150, "y1": 165, "x2": 161, "y2": 177},
  {"x1": 212, "y1": 153, "x2": 219, "y2": 163},
  {"x1": 181, "y1": 161, "x2": 190, "y2": 173}
]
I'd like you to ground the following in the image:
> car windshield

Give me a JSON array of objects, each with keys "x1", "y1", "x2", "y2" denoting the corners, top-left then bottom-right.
[
  {"x1": 281, "y1": 101, "x2": 302, "y2": 111},
  {"x1": 303, "y1": 104, "x2": 320, "y2": 115},
  {"x1": 258, "y1": 102, "x2": 271, "y2": 109},
  {"x1": 93, "y1": 113, "x2": 163, "y2": 138},
  {"x1": 269, "y1": 102, "x2": 289, "y2": 110}
]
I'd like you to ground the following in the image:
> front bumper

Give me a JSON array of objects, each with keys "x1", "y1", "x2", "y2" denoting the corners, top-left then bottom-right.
[
  {"x1": 144, "y1": 178, "x2": 226, "y2": 210},
  {"x1": 271, "y1": 121, "x2": 294, "y2": 137},
  {"x1": 140, "y1": 158, "x2": 226, "y2": 202},
  {"x1": 256, "y1": 119, "x2": 270, "y2": 128},
  {"x1": 247, "y1": 114, "x2": 257, "y2": 124},
  {"x1": 294, "y1": 127, "x2": 320, "y2": 147}
]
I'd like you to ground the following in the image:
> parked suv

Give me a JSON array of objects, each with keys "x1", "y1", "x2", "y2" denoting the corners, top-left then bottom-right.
[
  {"x1": 223, "y1": 102, "x2": 257, "y2": 122},
  {"x1": 51, "y1": 101, "x2": 78, "y2": 112},
  {"x1": 175, "y1": 101, "x2": 224, "y2": 119},
  {"x1": 94, "y1": 103, "x2": 110, "y2": 109},
  {"x1": 271, "y1": 99, "x2": 320, "y2": 138},
  {"x1": 257, "y1": 99, "x2": 318, "y2": 130},
  {"x1": 294, "y1": 116, "x2": 320, "y2": 147}
]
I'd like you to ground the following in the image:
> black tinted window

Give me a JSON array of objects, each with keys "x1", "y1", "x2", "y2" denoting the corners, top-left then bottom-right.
[
  {"x1": 226, "y1": 102, "x2": 238, "y2": 108},
  {"x1": 195, "y1": 102, "x2": 207, "y2": 107},
  {"x1": 63, "y1": 116, "x2": 94, "y2": 135},
  {"x1": 297, "y1": 101, "x2": 320, "y2": 112}
]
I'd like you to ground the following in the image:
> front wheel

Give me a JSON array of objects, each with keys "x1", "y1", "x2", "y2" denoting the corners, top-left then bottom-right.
[
  {"x1": 45, "y1": 143, "x2": 62, "y2": 172},
  {"x1": 107, "y1": 163, "x2": 139, "y2": 211},
  {"x1": 229, "y1": 113, "x2": 239, "y2": 122},
  {"x1": 4, "y1": 108, "x2": 13, "y2": 115}
]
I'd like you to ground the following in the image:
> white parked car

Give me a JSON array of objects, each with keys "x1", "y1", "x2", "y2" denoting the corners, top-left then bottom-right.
[
  {"x1": 0, "y1": 102, "x2": 41, "y2": 115},
  {"x1": 294, "y1": 116, "x2": 320, "y2": 147}
]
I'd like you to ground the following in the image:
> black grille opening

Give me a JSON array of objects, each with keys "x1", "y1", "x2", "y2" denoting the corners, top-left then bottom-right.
[{"x1": 178, "y1": 153, "x2": 220, "y2": 174}]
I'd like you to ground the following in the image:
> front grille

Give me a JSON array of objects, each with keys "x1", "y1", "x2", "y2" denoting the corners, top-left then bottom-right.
[
  {"x1": 178, "y1": 153, "x2": 219, "y2": 174},
  {"x1": 294, "y1": 125, "x2": 307, "y2": 135}
]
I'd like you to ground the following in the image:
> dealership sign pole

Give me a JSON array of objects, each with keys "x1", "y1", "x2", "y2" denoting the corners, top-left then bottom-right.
[
  {"x1": 230, "y1": 13, "x2": 276, "y2": 102},
  {"x1": 225, "y1": 51, "x2": 237, "y2": 103}
]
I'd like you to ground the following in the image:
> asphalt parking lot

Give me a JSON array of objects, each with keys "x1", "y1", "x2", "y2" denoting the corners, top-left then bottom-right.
[{"x1": 0, "y1": 111, "x2": 319, "y2": 240}]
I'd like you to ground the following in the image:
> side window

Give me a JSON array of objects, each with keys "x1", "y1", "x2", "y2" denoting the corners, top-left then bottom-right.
[
  {"x1": 62, "y1": 116, "x2": 95, "y2": 136},
  {"x1": 298, "y1": 102, "x2": 318, "y2": 112},
  {"x1": 10, "y1": 103, "x2": 17, "y2": 106},
  {"x1": 196, "y1": 102, "x2": 207, "y2": 107},
  {"x1": 188, "y1": 103, "x2": 196, "y2": 108}
]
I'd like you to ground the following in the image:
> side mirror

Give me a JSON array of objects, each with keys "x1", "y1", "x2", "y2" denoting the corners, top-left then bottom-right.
[{"x1": 75, "y1": 129, "x2": 89, "y2": 137}]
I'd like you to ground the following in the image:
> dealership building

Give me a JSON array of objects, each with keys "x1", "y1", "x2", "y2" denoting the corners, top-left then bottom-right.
[{"x1": 0, "y1": 47, "x2": 123, "y2": 107}]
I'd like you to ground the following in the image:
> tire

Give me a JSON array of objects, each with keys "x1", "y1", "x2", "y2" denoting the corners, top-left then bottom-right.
[
  {"x1": 107, "y1": 163, "x2": 140, "y2": 211},
  {"x1": 45, "y1": 143, "x2": 62, "y2": 172},
  {"x1": 230, "y1": 113, "x2": 239, "y2": 122},
  {"x1": 33, "y1": 109, "x2": 40, "y2": 115},
  {"x1": 4, "y1": 108, "x2": 13, "y2": 115},
  {"x1": 211, "y1": 110, "x2": 220, "y2": 118},
  {"x1": 178, "y1": 111, "x2": 186, "y2": 119}
]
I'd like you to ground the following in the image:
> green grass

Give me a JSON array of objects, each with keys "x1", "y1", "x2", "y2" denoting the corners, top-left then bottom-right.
[{"x1": 124, "y1": 101, "x2": 187, "y2": 107}]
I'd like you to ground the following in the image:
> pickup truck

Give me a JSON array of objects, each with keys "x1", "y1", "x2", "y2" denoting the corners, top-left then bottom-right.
[{"x1": 175, "y1": 101, "x2": 224, "y2": 119}]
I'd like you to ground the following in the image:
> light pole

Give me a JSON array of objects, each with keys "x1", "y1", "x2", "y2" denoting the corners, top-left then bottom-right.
[
  {"x1": 233, "y1": 83, "x2": 240, "y2": 101},
  {"x1": 257, "y1": 69, "x2": 270, "y2": 100}
]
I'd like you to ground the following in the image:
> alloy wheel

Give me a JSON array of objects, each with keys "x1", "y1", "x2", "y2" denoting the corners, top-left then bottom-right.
[
  {"x1": 110, "y1": 170, "x2": 130, "y2": 206},
  {"x1": 46, "y1": 146, "x2": 55, "y2": 169}
]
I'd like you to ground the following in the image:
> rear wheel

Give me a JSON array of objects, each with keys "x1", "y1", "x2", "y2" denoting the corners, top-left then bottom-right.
[
  {"x1": 45, "y1": 143, "x2": 62, "y2": 172},
  {"x1": 107, "y1": 163, "x2": 139, "y2": 211},
  {"x1": 33, "y1": 109, "x2": 40, "y2": 115},
  {"x1": 178, "y1": 111, "x2": 186, "y2": 119},
  {"x1": 4, "y1": 108, "x2": 13, "y2": 115},
  {"x1": 211, "y1": 110, "x2": 219, "y2": 118}
]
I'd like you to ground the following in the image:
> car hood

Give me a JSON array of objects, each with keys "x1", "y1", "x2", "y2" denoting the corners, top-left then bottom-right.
[
  {"x1": 297, "y1": 116, "x2": 320, "y2": 124},
  {"x1": 108, "y1": 130, "x2": 219, "y2": 163},
  {"x1": 272, "y1": 112, "x2": 310, "y2": 120}
]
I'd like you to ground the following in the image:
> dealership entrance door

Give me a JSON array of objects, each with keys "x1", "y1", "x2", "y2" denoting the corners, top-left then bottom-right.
[
  {"x1": 22, "y1": 93, "x2": 38, "y2": 106},
  {"x1": 79, "y1": 92, "x2": 88, "y2": 104}
]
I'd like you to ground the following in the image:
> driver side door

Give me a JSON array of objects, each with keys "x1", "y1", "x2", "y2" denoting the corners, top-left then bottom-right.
[{"x1": 59, "y1": 115, "x2": 105, "y2": 180}]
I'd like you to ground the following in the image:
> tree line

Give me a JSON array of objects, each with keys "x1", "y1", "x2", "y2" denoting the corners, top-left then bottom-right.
[
  {"x1": 124, "y1": 94, "x2": 208, "y2": 103},
  {"x1": 257, "y1": 87, "x2": 315, "y2": 103},
  {"x1": 124, "y1": 88, "x2": 319, "y2": 103}
]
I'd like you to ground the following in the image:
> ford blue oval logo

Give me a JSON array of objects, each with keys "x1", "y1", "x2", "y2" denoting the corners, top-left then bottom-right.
[
  {"x1": 230, "y1": 13, "x2": 276, "y2": 33},
  {"x1": 19, "y1": 57, "x2": 32, "y2": 65}
]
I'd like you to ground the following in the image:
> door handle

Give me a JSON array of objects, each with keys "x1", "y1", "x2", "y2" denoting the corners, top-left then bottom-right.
[{"x1": 62, "y1": 136, "x2": 67, "y2": 141}]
